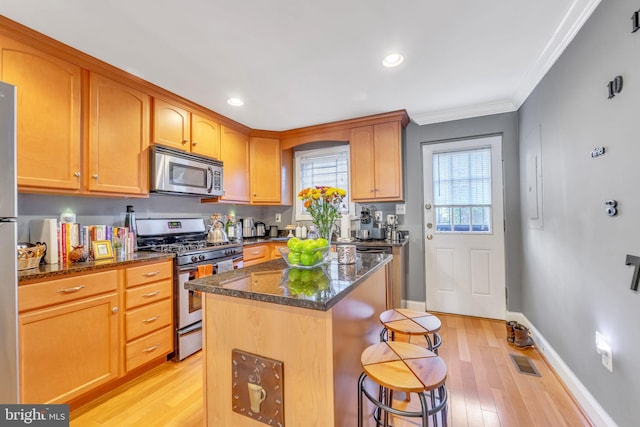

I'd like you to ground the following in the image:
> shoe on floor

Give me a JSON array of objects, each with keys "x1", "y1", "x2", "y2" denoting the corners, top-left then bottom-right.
[{"x1": 514, "y1": 324, "x2": 534, "y2": 349}]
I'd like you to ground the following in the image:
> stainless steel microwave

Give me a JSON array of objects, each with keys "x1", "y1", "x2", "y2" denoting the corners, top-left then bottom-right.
[{"x1": 150, "y1": 145, "x2": 224, "y2": 197}]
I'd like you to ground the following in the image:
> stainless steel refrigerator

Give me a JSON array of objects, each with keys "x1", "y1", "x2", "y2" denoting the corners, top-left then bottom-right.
[{"x1": 0, "y1": 81, "x2": 19, "y2": 403}]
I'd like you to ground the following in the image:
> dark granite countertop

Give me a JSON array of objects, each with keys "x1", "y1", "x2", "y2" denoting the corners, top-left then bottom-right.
[
  {"x1": 185, "y1": 252, "x2": 392, "y2": 311},
  {"x1": 241, "y1": 236, "x2": 408, "y2": 247},
  {"x1": 18, "y1": 252, "x2": 175, "y2": 283}
]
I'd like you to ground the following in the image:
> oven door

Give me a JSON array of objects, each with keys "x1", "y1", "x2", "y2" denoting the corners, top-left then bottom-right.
[{"x1": 176, "y1": 255, "x2": 243, "y2": 329}]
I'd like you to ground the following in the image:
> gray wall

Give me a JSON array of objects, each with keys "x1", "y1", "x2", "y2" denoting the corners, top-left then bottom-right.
[
  {"x1": 402, "y1": 113, "x2": 522, "y2": 310},
  {"x1": 519, "y1": 1, "x2": 639, "y2": 425}
]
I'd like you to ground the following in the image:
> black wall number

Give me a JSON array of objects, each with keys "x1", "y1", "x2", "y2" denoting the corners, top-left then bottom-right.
[
  {"x1": 632, "y1": 9, "x2": 640, "y2": 33},
  {"x1": 607, "y1": 75, "x2": 623, "y2": 99}
]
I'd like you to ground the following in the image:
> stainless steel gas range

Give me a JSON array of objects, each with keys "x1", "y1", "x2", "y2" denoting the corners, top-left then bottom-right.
[{"x1": 136, "y1": 218, "x2": 243, "y2": 361}]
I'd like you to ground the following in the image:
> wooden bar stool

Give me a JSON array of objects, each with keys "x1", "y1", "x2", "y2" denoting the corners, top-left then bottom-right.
[
  {"x1": 379, "y1": 308, "x2": 442, "y2": 354},
  {"x1": 358, "y1": 341, "x2": 448, "y2": 427}
]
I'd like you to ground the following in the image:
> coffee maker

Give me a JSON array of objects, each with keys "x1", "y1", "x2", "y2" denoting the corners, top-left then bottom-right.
[
  {"x1": 386, "y1": 214, "x2": 399, "y2": 242},
  {"x1": 371, "y1": 211, "x2": 386, "y2": 240}
]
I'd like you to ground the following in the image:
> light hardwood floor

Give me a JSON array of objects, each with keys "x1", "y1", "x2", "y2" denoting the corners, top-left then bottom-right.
[{"x1": 70, "y1": 313, "x2": 592, "y2": 426}]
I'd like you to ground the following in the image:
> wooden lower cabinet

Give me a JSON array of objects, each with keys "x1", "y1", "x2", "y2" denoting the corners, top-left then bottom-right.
[
  {"x1": 19, "y1": 292, "x2": 119, "y2": 404},
  {"x1": 18, "y1": 260, "x2": 174, "y2": 405}
]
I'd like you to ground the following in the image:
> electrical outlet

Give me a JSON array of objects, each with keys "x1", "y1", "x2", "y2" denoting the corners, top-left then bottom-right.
[
  {"x1": 275, "y1": 213, "x2": 281, "y2": 223},
  {"x1": 595, "y1": 331, "x2": 613, "y2": 372},
  {"x1": 395, "y1": 204, "x2": 406, "y2": 215}
]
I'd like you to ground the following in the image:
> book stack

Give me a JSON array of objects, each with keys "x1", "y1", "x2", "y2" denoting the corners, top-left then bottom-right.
[{"x1": 55, "y1": 223, "x2": 136, "y2": 263}]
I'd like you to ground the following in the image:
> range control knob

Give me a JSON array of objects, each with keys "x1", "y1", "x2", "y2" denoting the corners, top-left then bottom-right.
[
  {"x1": 199, "y1": 254, "x2": 206, "y2": 261},
  {"x1": 191, "y1": 255, "x2": 198, "y2": 263}
]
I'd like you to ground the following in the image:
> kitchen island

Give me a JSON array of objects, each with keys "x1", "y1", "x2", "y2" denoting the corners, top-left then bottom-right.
[{"x1": 185, "y1": 252, "x2": 391, "y2": 427}]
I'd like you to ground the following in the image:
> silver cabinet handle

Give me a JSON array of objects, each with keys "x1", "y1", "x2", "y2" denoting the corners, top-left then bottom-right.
[
  {"x1": 112, "y1": 307, "x2": 119, "y2": 314},
  {"x1": 92, "y1": 174, "x2": 98, "y2": 179},
  {"x1": 182, "y1": 139, "x2": 188, "y2": 145},
  {"x1": 56, "y1": 285, "x2": 85, "y2": 293},
  {"x1": 252, "y1": 251, "x2": 259, "y2": 255},
  {"x1": 142, "y1": 316, "x2": 159, "y2": 323},
  {"x1": 143, "y1": 271, "x2": 160, "y2": 277},
  {"x1": 74, "y1": 172, "x2": 80, "y2": 177},
  {"x1": 192, "y1": 140, "x2": 198, "y2": 146},
  {"x1": 142, "y1": 290, "x2": 160, "y2": 298},
  {"x1": 142, "y1": 344, "x2": 159, "y2": 353}
]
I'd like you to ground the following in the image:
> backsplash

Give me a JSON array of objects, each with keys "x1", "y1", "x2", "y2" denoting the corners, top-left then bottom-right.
[{"x1": 17, "y1": 193, "x2": 293, "y2": 243}]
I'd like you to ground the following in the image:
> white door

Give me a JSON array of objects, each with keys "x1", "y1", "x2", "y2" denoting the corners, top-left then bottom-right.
[{"x1": 423, "y1": 136, "x2": 506, "y2": 319}]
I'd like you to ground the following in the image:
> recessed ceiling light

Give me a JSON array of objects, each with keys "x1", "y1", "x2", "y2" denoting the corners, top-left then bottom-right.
[
  {"x1": 227, "y1": 97, "x2": 244, "y2": 106},
  {"x1": 382, "y1": 53, "x2": 404, "y2": 68}
]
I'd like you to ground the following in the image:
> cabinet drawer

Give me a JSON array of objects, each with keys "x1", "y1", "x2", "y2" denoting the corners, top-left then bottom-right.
[
  {"x1": 126, "y1": 325, "x2": 173, "y2": 372},
  {"x1": 126, "y1": 279, "x2": 173, "y2": 310},
  {"x1": 126, "y1": 261, "x2": 172, "y2": 288},
  {"x1": 126, "y1": 299, "x2": 172, "y2": 341},
  {"x1": 243, "y1": 245, "x2": 268, "y2": 262},
  {"x1": 19, "y1": 270, "x2": 117, "y2": 313}
]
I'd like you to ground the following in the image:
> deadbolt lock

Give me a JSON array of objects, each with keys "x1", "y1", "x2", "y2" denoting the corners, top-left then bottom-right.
[
  {"x1": 427, "y1": 223, "x2": 433, "y2": 229},
  {"x1": 425, "y1": 203, "x2": 432, "y2": 210}
]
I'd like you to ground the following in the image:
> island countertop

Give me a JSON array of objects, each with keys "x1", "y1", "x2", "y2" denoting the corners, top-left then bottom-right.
[{"x1": 185, "y1": 252, "x2": 392, "y2": 311}]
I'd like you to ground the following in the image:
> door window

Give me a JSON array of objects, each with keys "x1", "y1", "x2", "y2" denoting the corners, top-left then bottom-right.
[{"x1": 432, "y1": 147, "x2": 492, "y2": 233}]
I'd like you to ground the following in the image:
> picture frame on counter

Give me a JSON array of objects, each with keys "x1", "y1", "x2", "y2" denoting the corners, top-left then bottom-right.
[{"x1": 92, "y1": 240, "x2": 114, "y2": 260}]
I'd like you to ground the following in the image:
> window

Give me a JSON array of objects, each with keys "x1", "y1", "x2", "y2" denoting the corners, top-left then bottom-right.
[
  {"x1": 294, "y1": 145, "x2": 351, "y2": 221},
  {"x1": 433, "y1": 147, "x2": 492, "y2": 233}
]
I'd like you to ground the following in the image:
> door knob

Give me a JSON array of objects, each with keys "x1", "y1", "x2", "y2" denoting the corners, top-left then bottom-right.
[
  {"x1": 425, "y1": 203, "x2": 432, "y2": 210},
  {"x1": 426, "y1": 234, "x2": 433, "y2": 240}
]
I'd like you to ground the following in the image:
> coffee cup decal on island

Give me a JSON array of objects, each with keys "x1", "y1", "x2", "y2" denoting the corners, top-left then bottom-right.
[{"x1": 247, "y1": 383, "x2": 267, "y2": 413}]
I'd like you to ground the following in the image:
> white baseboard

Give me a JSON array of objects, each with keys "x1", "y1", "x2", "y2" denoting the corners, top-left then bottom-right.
[
  {"x1": 506, "y1": 311, "x2": 617, "y2": 427},
  {"x1": 403, "y1": 299, "x2": 425, "y2": 311}
]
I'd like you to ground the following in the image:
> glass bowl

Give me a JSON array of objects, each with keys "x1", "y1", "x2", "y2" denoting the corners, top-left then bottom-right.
[{"x1": 278, "y1": 245, "x2": 330, "y2": 269}]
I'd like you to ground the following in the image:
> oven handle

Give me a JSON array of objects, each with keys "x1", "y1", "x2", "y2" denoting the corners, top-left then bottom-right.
[{"x1": 177, "y1": 255, "x2": 244, "y2": 274}]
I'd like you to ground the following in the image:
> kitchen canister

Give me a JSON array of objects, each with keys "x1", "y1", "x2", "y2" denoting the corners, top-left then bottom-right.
[{"x1": 337, "y1": 244, "x2": 356, "y2": 264}]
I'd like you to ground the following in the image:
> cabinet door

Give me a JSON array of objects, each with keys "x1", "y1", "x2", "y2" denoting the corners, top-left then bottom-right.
[
  {"x1": 250, "y1": 137, "x2": 281, "y2": 204},
  {"x1": 373, "y1": 121, "x2": 403, "y2": 200},
  {"x1": 153, "y1": 98, "x2": 190, "y2": 151},
  {"x1": 349, "y1": 125, "x2": 375, "y2": 201},
  {"x1": 191, "y1": 113, "x2": 220, "y2": 159},
  {"x1": 0, "y1": 35, "x2": 82, "y2": 191},
  {"x1": 220, "y1": 126, "x2": 250, "y2": 203},
  {"x1": 19, "y1": 293, "x2": 119, "y2": 404},
  {"x1": 88, "y1": 73, "x2": 150, "y2": 195}
]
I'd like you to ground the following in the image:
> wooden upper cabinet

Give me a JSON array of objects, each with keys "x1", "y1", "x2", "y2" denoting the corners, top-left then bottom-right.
[
  {"x1": 191, "y1": 113, "x2": 221, "y2": 159},
  {"x1": 350, "y1": 126, "x2": 376, "y2": 200},
  {"x1": 250, "y1": 137, "x2": 281, "y2": 204},
  {"x1": 152, "y1": 98, "x2": 191, "y2": 151},
  {"x1": 220, "y1": 126, "x2": 250, "y2": 203},
  {"x1": 350, "y1": 121, "x2": 403, "y2": 202},
  {"x1": 88, "y1": 73, "x2": 150, "y2": 195},
  {"x1": 0, "y1": 34, "x2": 82, "y2": 191}
]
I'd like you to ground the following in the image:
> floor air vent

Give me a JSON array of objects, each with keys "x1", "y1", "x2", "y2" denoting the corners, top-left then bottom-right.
[{"x1": 509, "y1": 354, "x2": 541, "y2": 377}]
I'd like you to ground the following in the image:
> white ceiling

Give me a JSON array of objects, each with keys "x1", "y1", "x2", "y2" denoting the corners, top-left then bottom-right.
[{"x1": 0, "y1": 0, "x2": 600, "y2": 131}]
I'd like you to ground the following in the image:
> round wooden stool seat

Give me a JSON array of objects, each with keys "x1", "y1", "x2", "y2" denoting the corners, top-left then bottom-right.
[
  {"x1": 379, "y1": 308, "x2": 442, "y2": 353},
  {"x1": 358, "y1": 341, "x2": 448, "y2": 427}
]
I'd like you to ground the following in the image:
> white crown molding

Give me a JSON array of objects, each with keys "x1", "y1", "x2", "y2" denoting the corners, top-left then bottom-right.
[
  {"x1": 410, "y1": 100, "x2": 517, "y2": 126},
  {"x1": 410, "y1": 0, "x2": 602, "y2": 127},
  {"x1": 511, "y1": 0, "x2": 602, "y2": 107}
]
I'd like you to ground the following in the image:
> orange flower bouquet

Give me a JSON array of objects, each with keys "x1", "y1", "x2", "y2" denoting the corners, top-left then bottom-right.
[{"x1": 297, "y1": 186, "x2": 347, "y2": 241}]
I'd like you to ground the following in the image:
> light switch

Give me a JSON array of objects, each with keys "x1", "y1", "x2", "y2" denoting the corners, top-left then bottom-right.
[{"x1": 395, "y1": 204, "x2": 406, "y2": 215}]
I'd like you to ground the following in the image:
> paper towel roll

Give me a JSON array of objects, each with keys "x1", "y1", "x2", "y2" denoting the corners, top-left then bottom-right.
[{"x1": 340, "y1": 214, "x2": 350, "y2": 239}]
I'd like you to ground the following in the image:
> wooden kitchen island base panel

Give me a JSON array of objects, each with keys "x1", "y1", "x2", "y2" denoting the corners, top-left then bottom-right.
[{"x1": 202, "y1": 266, "x2": 387, "y2": 427}]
